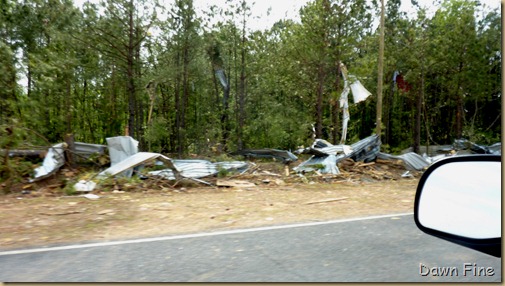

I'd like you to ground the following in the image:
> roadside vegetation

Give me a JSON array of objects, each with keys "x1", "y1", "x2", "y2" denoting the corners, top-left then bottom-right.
[{"x1": 0, "y1": 0, "x2": 500, "y2": 192}]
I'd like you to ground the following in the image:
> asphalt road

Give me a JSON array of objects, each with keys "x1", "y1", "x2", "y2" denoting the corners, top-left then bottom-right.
[{"x1": 0, "y1": 213, "x2": 501, "y2": 282}]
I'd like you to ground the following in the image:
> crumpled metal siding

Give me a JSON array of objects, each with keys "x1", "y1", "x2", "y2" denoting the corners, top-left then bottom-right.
[
  {"x1": 377, "y1": 152, "x2": 430, "y2": 171},
  {"x1": 295, "y1": 135, "x2": 381, "y2": 175},
  {"x1": 106, "y1": 136, "x2": 139, "y2": 177},
  {"x1": 149, "y1": 160, "x2": 249, "y2": 180},
  {"x1": 74, "y1": 142, "x2": 107, "y2": 159},
  {"x1": 294, "y1": 154, "x2": 340, "y2": 174},
  {"x1": 171, "y1": 160, "x2": 218, "y2": 178},
  {"x1": 31, "y1": 142, "x2": 107, "y2": 182},
  {"x1": 148, "y1": 169, "x2": 177, "y2": 180},
  {"x1": 98, "y1": 152, "x2": 175, "y2": 178},
  {"x1": 214, "y1": 161, "x2": 249, "y2": 172},
  {"x1": 347, "y1": 134, "x2": 381, "y2": 163},
  {"x1": 232, "y1": 149, "x2": 298, "y2": 163},
  {"x1": 453, "y1": 139, "x2": 502, "y2": 155},
  {"x1": 422, "y1": 153, "x2": 447, "y2": 164},
  {"x1": 32, "y1": 143, "x2": 66, "y2": 181},
  {"x1": 297, "y1": 139, "x2": 352, "y2": 156},
  {"x1": 487, "y1": 143, "x2": 502, "y2": 155}
]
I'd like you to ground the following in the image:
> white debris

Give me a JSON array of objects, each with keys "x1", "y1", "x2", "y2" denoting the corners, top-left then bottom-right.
[
  {"x1": 74, "y1": 180, "x2": 96, "y2": 192},
  {"x1": 31, "y1": 143, "x2": 66, "y2": 181},
  {"x1": 402, "y1": 171, "x2": 413, "y2": 178},
  {"x1": 82, "y1": 193, "x2": 100, "y2": 200}
]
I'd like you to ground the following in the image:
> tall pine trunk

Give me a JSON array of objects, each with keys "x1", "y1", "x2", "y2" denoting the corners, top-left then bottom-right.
[
  {"x1": 127, "y1": 0, "x2": 136, "y2": 139},
  {"x1": 331, "y1": 62, "x2": 341, "y2": 144},
  {"x1": 315, "y1": 64, "x2": 325, "y2": 139},
  {"x1": 237, "y1": 23, "x2": 246, "y2": 150}
]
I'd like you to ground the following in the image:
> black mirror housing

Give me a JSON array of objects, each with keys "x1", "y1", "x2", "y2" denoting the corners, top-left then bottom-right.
[{"x1": 414, "y1": 155, "x2": 501, "y2": 257}]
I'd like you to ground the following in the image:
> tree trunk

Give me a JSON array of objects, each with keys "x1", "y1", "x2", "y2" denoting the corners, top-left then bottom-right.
[
  {"x1": 385, "y1": 72, "x2": 394, "y2": 146},
  {"x1": 134, "y1": 31, "x2": 144, "y2": 149},
  {"x1": 455, "y1": 62, "x2": 464, "y2": 139},
  {"x1": 174, "y1": 51, "x2": 182, "y2": 155},
  {"x1": 27, "y1": 64, "x2": 32, "y2": 98},
  {"x1": 127, "y1": 0, "x2": 136, "y2": 139},
  {"x1": 180, "y1": 40, "x2": 190, "y2": 155},
  {"x1": 65, "y1": 77, "x2": 72, "y2": 134},
  {"x1": 376, "y1": 0, "x2": 385, "y2": 138},
  {"x1": 83, "y1": 79, "x2": 95, "y2": 143},
  {"x1": 64, "y1": 133, "x2": 77, "y2": 168},
  {"x1": 237, "y1": 23, "x2": 246, "y2": 150},
  {"x1": 221, "y1": 84, "x2": 230, "y2": 151},
  {"x1": 315, "y1": 64, "x2": 325, "y2": 139},
  {"x1": 331, "y1": 62, "x2": 341, "y2": 144},
  {"x1": 413, "y1": 75, "x2": 423, "y2": 154}
]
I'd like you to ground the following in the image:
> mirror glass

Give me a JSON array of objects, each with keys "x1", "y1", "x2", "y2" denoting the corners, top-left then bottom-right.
[{"x1": 417, "y1": 161, "x2": 501, "y2": 239}]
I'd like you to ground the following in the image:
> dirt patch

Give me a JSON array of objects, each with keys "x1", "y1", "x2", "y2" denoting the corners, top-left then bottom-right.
[{"x1": 0, "y1": 173, "x2": 419, "y2": 250}]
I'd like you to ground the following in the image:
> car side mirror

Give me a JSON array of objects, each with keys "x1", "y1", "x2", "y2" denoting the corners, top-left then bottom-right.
[{"x1": 414, "y1": 155, "x2": 501, "y2": 257}]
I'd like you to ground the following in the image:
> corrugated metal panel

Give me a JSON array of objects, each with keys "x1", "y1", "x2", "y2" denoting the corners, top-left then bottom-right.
[
  {"x1": 295, "y1": 135, "x2": 380, "y2": 175},
  {"x1": 318, "y1": 145, "x2": 352, "y2": 156},
  {"x1": 31, "y1": 142, "x2": 106, "y2": 181},
  {"x1": 74, "y1": 142, "x2": 106, "y2": 158},
  {"x1": 453, "y1": 139, "x2": 502, "y2": 155},
  {"x1": 214, "y1": 161, "x2": 249, "y2": 172},
  {"x1": 232, "y1": 149, "x2": 298, "y2": 162},
  {"x1": 149, "y1": 160, "x2": 249, "y2": 180},
  {"x1": 31, "y1": 143, "x2": 66, "y2": 181},
  {"x1": 347, "y1": 134, "x2": 381, "y2": 163},
  {"x1": 488, "y1": 143, "x2": 501, "y2": 155},
  {"x1": 106, "y1": 136, "x2": 139, "y2": 177},
  {"x1": 294, "y1": 155, "x2": 340, "y2": 174},
  {"x1": 148, "y1": 169, "x2": 176, "y2": 180},
  {"x1": 298, "y1": 139, "x2": 352, "y2": 156},
  {"x1": 377, "y1": 152, "x2": 430, "y2": 171},
  {"x1": 172, "y1": 160, "x2": 217, "y2": 178},
  {"x1": 98, "y1": 152, "x2": 174, "y2": 178},
  {"x1": 423, "y1": 153, "x2": 447, "y2": 164}
]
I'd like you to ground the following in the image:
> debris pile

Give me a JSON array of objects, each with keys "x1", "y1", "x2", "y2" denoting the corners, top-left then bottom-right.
[
  {"x1": 148, "y1": 160, "x2": 249, "y2": 183},
  {"x1": 2, "y1": 134, "x2": 500, "y2": 196},
  {"x1": 231, "y1": 149, "x2": 298, "y2": 163},
  {"x1": 31, "y1": 142, "x2": 107, "y2": 182},
  {"x1": 338, "y1": 158, "x2": 421, "y2": 181},
  {"x1": 294, "y1": 135, "x2": 381, "y2": 175}
]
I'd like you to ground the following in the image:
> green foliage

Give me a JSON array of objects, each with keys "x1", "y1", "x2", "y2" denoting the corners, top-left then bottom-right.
[
  {"x1": 308, "y1": 164, "x2": 326, "y2": 170},
  {"x1": 62, "y1": 180, "x2": 78, "y2": 196},
  {"x1": 144, "y1": 117, "x2": 170, "y2": 153},
  {"x1": 0, "y1": 157, "x2": 34, "y2": 184},
  {"x1": 212, "y1": 153, "x2": 235, "y2": 162},
  {"x1": 0, "y1": 121, "x2": 34, "y2": 192},
  {"x1": 217, "y1": 167, "x2": 230, "y2": 178},
  {"x1": 0, "y1": 0, "x2": 499, "y2": 162}
]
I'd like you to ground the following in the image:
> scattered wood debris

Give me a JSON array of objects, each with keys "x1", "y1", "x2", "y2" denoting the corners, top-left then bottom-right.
[
  {"x1": 97, "y1": 209, "x2": 115, "y2": 215},
  {"x1": 305, "y1": 197, "x2": 348, "y2": 205},
  {"x1": 39, "y1": 210, "x2": 83, "y2": 216},
  {"x1": 217, "y1": 179, "x2": 256, "y2": 188}
]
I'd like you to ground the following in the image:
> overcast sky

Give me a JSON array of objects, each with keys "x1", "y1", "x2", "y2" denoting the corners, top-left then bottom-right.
[
  {"x1": 76, "y1": 0, "x2": 501, "y2": 31},
  {"x1": 190, "y1": 0, "x2": 501, "y2": 31}
]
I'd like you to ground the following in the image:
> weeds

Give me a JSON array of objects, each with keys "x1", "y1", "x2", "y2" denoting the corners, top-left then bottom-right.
[
  {"x1": 62, "y1": 180, "x2": 77, "y2": 196},
  {"x1": 217, "y1": 167, "x2": 230, "y2": 178}
]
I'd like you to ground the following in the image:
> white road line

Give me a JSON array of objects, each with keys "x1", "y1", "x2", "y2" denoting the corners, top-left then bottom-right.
[{"x1": 0, "y1": 212, "x2": 413, "y2": 256}]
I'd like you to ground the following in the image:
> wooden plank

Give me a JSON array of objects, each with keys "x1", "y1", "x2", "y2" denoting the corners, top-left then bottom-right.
[
  {"x1": 216, "y1": 179, "x2": 256, "y2": 188},
  {"x1": 305, "y1": 197, "x2": 348, "y2": 205}
]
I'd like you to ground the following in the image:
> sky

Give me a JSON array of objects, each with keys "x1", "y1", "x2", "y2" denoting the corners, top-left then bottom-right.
[
  {"x1": 191, "y1": 0, "x2": 501, "y2": 31},
  {"x1": 75, "y1": 0, "x2": 501, "y2": 31}
]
